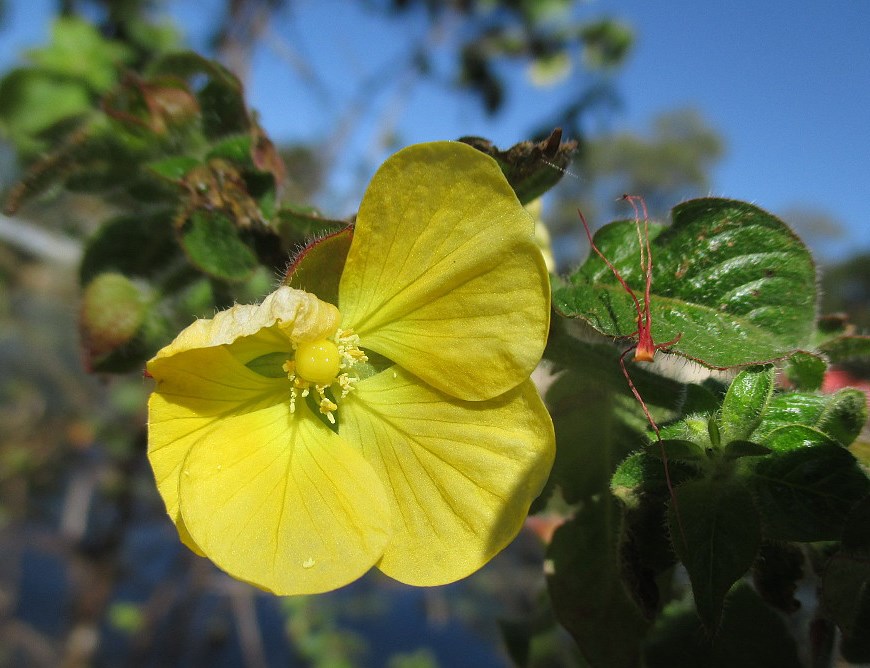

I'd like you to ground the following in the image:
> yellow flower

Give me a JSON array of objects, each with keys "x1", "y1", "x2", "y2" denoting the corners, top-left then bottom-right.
[{"x1": 147, "y1": 142, "x2": 555, "y2": 595}]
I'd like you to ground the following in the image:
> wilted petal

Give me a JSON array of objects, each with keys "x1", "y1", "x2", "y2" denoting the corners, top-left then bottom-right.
[
  {"x1": 340, "y1": 366, "x2": 555, "y2": 586},
  {"x1": 153, "y1": 286, "x2": 341, "y2": 364},
  {"x1": 339, "y1": 142, "x2": 550, "y2": 401}
]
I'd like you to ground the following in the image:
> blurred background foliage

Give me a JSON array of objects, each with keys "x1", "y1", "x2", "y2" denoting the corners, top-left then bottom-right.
[{"x1": 0, "y1": 0, "x2": 867, "y2": 666}]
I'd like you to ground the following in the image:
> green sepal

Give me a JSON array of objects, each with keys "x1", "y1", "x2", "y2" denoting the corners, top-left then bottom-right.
[
  {"x1": 284, "y1": 226, "x2": 353, "y2": 306},
  {"x1": 784, "y1": 350, "x2": 827, "y2": 390},
  {"x1": 611, "y1": 451, "x2": 701, "y2": 508},
  {"x1": 668, "y1": 479, "x2": 761, "y2": 630},
  {"x1": 647, "y1": 439, "x2": 706, "y2": 464},
  {"x1": 458, "y1": 128, "x2": 578, "y2": 204},
  {"x1": 274, "y1": 207, "x2": 346, "y2": 252},
  {"x1": 245, "y1": 351, "x2": 291, "y2": 378}
]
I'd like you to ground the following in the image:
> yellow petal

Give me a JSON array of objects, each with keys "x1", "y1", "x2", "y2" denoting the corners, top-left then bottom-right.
[
  {"x1": 148, "y1": 344, "x2": 287, "y2": 522},
  {"x1": 178, "y1": 401, "x2": 392, "y2": 595},
  {"x1": 339, "y1": 141, "x2": 550, "y2": 401},
  {"x1": 340, "y1": 367, "x2": 555, "y2": 586},
  {"x1": 147, "y1": 287, "x2": 343, "y2": 522}
]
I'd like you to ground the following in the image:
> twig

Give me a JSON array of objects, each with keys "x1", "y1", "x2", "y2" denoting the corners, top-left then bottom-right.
[{"x1": 0, "y1": 214, "x2": 82, "y2": 266}]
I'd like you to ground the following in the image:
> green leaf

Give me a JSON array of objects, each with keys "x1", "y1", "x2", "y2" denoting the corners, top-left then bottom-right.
[
  {"x1": 80, "y1": 211, "x2": 179, "y2": 284},
  {"x1": 823, "y1": 550, "x2": 870, "y2": 637},
  {"x1": 147, "y1": 155, "x2": 201, "y2": 181},
  {"x1": 720, "y1": 365, "x2": 775, "y2": 441},
  {"x1": 29, "y1": 17, "x2": 131, "y2": 93},
  {"x1": 544, "y1": 369, "x2": 619, "y2": 503},
  {"x1": 543, "y1": 321, "x2": 694, "y2": 504},
  {"x1": 842, "y1": 495, "x2": 870, "y2": 549},
  {"x1": 619, "y1": 493, "x2": 680, "y2": 611},
  {"x1": 746, "y1": 443, "x2": 870, "y2": 541},
  {"x1": 752, "y1": 541, "x2": 804, "y2": 613},
  {"x1": 668, "y1": 479, "x2": 761, "y2": 629},
  {"x1": 177, "y1": 209, "x2": 258, "y2": 282},
  {"x1": 554, "y1": 198, "x2": 817, "y2": 369},
  {"x1": 547, "y1": 496, "x2": 649, "y2": 667},
  {"x1": 722, "y1": 440, "x2": 772, "y2": 459},
  {"x1": 580, "y1": 19, "x2": 634, "y2": 70},
  {"x1": 824, "y1": 497, "x2": 870, "y2": 662},
  {"x1": 0, "y1": 69, "x2": 93, "y2": 159},
  {"x1": 818, "y1": 334, "x2": 870, "y2": 364},
  {"x1": 149, "y1": 51, "x2": 249, "y2": 139},
  {"x1": 206, "y1": 134, "x2": 253, "y2": 164},
  {"x1": 652, "y1": 439, "x2": 706, "y2": 463},
  {"x1": 753, "y1": 391, "x2": 868, "y2": 447},
  {"x1": 763, "y1": 424, "x2": 835, "y2": 452},
  {"x1": 611, "y1": 451, "x2": 700, "y2": 508},
  {"x1": 644, "y1": 584, "x2": 801, "y2": 668}
]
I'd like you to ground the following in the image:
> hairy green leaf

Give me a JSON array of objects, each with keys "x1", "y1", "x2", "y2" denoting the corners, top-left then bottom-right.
[
  {"x1": 722, "y1": 440, "x2": 772, "y2": 459},
  {"x1": 147, "y1": 155, "x2": 200, "y2": 181},
  {"x1": 80, "y1": 211, "x2": 179, "y2": 284},
  {"x1": 668, "y1": 479, "x2": 761, "y2": 629},
  {"x1": 746, "y1": 443, "x2": 870, "y2": 541},
  {"x1": 752, "y1": 542, "x2": 804, "y2": 613},
  {"x1": 720, "y1": 365, "x2": 775, "y2": 441},
  {"x1": 753, "y1": 390, "x2": 868, "y2": 446},
  {"x1": 554, "y1": 198, "x2": 817, "y2": 369},
  {"x1": 644, "y1": 584, "x2": 801, "y2": 667},
  {"x1": 177, "y1": 209, "x2": 257, "y2": 282},
  {"x1": 818, "y1": 334, "x2": 870, "y2": 364},
  {"x1": 547, "y1": 497, "x2": 649, "y2": 667}
]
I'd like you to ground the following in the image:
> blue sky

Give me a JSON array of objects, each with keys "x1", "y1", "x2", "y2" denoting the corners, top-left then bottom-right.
[{"x1": 2, "y1": 0, "x2": 868, "y2": 261}]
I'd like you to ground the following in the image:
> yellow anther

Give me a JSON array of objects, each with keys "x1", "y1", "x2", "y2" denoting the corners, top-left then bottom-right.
[
  {"x1": 336, "y1": 329, "x2": 368, "y2": 369},
  {"x1": 337, "y1": 373, "x2": 358, "y2": 398}
]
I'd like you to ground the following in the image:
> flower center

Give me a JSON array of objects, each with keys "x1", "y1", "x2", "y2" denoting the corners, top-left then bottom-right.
[
  {"x1": 282, "y1": 329, "x2": 367, "y2": 425},
  {"x1": 294, "y1": 339, "x2": 341, "y2": 386}
]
